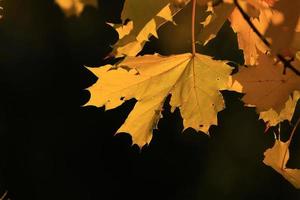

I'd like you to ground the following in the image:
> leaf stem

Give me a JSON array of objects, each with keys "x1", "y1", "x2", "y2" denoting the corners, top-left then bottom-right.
[
  {"x1": 281, "y1": 116, "x2": 300, "y2": 169},
  {"x1": 192, "y1": 0, "x2": 196, "y2": 56}
]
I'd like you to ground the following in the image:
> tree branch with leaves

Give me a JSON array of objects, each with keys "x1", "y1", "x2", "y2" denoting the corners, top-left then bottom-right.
[{"x1": 56, "y1": 0, "x2": 300, "y2": 188}]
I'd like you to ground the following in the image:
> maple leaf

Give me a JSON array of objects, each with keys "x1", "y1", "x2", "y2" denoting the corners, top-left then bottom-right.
[
  {"x1": 112, "y1": 0, "x2": 189, "y2": 57},
  {"x1": 86, "y1": 53, "x2": 233, "y2": 147},
  {"x1": 55, "y1": 0, "x2": 98, "y2": 17},
  {"x1": 232, "y1": 53, "x2": 300, "y2": 112},
  {"x1": 259, "y1": 53, "x2": 300, "y2": 126},
  {"x1": 263, "y1": 136, "x2": 300, "y2": 189}
]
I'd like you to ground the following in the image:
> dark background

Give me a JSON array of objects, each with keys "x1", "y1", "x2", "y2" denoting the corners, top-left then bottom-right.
[{"x1": 0, "y1": 0, "x2": 300, "y2": 200}]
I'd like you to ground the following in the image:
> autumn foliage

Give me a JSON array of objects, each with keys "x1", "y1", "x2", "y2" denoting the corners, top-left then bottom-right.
[{"x1": 56, "y1": 0, "x2": 300, "y2": 188}]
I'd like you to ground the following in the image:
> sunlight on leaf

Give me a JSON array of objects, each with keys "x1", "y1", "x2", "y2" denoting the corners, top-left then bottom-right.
[
  {"x1": 86, "y1": 53, "x2": 233, "y2": 147},
  {"x1": 263, "y1": 138, "x2": 300, "y2": 189}
]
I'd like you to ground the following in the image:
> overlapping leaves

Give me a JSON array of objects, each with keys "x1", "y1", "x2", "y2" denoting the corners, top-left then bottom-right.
[{"x1": 80, "y1": 0, "x2": 300, "y2": 188}]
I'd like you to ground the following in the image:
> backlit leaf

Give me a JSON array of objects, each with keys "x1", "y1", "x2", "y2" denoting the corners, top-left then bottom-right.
[{"x1": 86, "y1": 53, "x2": 233, "y2": 147}]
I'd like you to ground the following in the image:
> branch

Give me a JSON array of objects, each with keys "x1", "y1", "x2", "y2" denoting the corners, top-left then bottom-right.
[
  {"x1": 233, "y1": 0, "x2": 300, "y2": 76},
  {"x1": 277, "y1": 54, "x2": 300, "y2": 76}
]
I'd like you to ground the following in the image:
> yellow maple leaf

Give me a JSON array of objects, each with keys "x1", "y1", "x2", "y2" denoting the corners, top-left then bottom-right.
[
  {"x1": 86, "y1": 53, "x2": 233, "y2": 147},
  {"x1": 263, "y1": 131, "x2": 300, "y2": 189},
  {"x1": 112, "y1": 0, "x2": 189, "y2": 57},
  {"x1": 232, "y1": 53, "x2": 300, "y2": 112},
  {"x1": 55, "y1": 0, "x2": 97, "y2": 17}
]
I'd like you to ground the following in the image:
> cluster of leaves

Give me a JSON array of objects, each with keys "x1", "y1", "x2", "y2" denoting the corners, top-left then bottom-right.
[{"x1": 56, "y1": 0, "x2": 300, "y2": 188}]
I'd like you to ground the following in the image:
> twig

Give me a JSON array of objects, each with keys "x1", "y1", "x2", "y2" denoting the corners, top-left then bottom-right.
[
  {"x1": 277, "y1": 54, "x2": 300, "y2": 76},
  {"x1": 233, "y1": 0, "x2": 300, "y2": 76}
]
